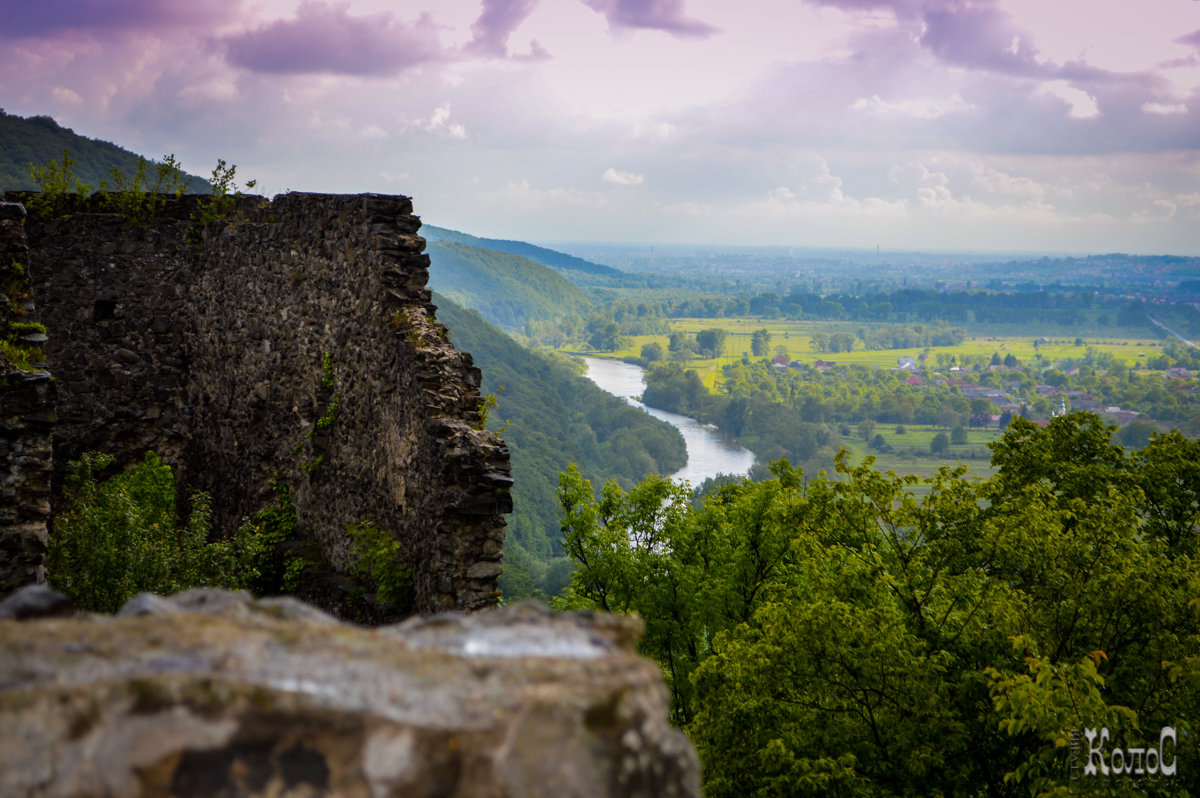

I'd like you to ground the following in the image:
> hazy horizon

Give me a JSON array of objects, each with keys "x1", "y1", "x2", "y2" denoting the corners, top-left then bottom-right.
[{"x1": 4, "y1": 0, "x2": 1200, "y2": 254}]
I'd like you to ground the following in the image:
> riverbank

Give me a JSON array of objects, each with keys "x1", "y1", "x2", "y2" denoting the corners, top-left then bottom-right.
[{"x1": 578, "y1": 356, "x2": 755, "y2": 486}]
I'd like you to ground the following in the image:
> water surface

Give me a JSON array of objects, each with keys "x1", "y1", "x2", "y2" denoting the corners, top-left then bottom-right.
[{"x1": 579, "y1": 356, "x2": 756, "y2": 487}]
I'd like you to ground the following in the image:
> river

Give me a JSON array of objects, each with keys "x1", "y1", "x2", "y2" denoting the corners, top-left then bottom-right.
[{"x1": 578, "y1": 356, "x2": 756, "y2": 486}]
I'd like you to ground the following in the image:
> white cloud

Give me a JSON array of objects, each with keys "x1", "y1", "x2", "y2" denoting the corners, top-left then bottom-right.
[
  {"x1": 1037, "y1": 81, "x2": 1100, "y2": 119},
  {"x1": 50, "y1": 86, "x2": 83, "y2": 105},
  {"x1": 602, "y1": 167, "x2": 644, "y2": 185},
  {"x1": 426, "y1": 104, "x2": 452, "y2": 131},
  {"x1": 1141, "y1": 101, "x2": 1188, "y2": 115},
  {"x1": 850, "y1": 93, "x2": 976, "y2": 120}
]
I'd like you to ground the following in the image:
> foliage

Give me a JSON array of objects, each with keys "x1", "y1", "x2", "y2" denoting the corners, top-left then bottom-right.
[
  {"x1": 695, "y1": 327, "x2": 727, "y2": 358},
  {"x1": 233, "y1": 481, "x2": 303, "y2": 596},
  {"x1": 1, "y1": 110, "x2": 209, "y2": 193},
  {"x1": 434, "y1": 295, "x2": 686, "y2": 601},
  {"x1": 422, "y1": 224, "x2": 624, "y2": 281},
  {"x1": 100, "y1": 153, "x2": 189, "y2": 224},
  {"x1": 751, "y1": 328, "x2": 772, "y2": 357},
  {"x1": 26, "y1": 149, "x2": 91, "y2": 219},
  {"x1": 643, "y1": 361, "x2": 838, "y2": 474},
  {"x1": 426, "y1": 240, "x2": 591, "y2": 331},
  {"x1": 558, "y1": 413, "x2": 1200, "y2": 796},
  {"x1": 347, "y1": 520, "x2": 414, "y2": 612},
  {"x1": 47, "y1": 452, "x2": 260, "y2": 612},
  {"x1": 193, "y1": 158, "x2": 256, "y2": 229}
]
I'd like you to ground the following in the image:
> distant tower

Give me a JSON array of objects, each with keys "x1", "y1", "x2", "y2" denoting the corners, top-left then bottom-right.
[{"x1": 1058, "y1": 395, "x2": 1068, "y2": 417}]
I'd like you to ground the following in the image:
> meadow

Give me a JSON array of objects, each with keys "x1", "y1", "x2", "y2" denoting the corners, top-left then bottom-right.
[{"x1": 571, "y1": 316, "x2": 1167, "y2": 391}]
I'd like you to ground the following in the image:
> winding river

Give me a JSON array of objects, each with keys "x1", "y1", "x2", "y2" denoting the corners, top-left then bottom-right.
[{"x1": 579, "y1": 356, "x2": 756, "y2": 486}]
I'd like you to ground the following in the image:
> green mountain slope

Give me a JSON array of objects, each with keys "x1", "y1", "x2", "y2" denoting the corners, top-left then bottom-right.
[
  {"x1": 427, "y1": 240, "x2": 591, "y2": 331},
  {"x1": 424, "y1": 224, "x2": 624, "y2": 280},
  {"x1": 0, "y1": 110, "x2": 210, "y2": 192},
  {"x1": 434, "y1": 294, "x2": 687, "y2": 598}
]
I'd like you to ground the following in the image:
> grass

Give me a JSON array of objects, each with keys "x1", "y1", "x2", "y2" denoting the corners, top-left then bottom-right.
[
  {"x1": 835, "y1": 424, "x2": 1002, "y2": 486},
  {"x1": 569, "y1": 317, "x2": 1168, "y2": 391}
]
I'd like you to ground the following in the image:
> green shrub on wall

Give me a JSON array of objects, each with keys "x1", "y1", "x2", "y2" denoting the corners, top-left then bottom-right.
[{"x1": 48, "y1": 451, "x2": 261, "y2": 612}]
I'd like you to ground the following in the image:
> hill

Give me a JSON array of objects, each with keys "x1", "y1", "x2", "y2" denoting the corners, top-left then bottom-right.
[
  {"x1": 0, "y1": 109, "x2": 210, "y2": 193},
  {"x1": 434, "y1": 294, "x2": 686, "y2": 599},
  {"x1": 426, "y1": 240, "x2": 591, "y2": 331},
  {"x1": 423, "y1": 224, "x2": 625, "y2": 281}
]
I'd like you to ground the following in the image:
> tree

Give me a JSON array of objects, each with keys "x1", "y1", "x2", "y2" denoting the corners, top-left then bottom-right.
[
  {"x1": 669, "y1": 331, "x2": 696, "y2": 356},
  {"x1": 930, "y1": 431, "x2": 950, "y2": 453},
  {"x1": 950, "y1": 424, "x2": 967, "y2": 445},
  {"x1": 857, "y1": 418, "x2": 875, "y2": 441},
  {"x1": 641, "y1": 341, "x2": 664, "y2": 363},
  {"x1": 696, "y1": 328, "x2": 728, "y2": 358},
  {"x1": 588, "y1": 322, "x2": 625, "y2": 352},
  {"x1": 559, "y1": 424, "x2": 1200, "y2": 796},
  {"x1": 751, "y1": 328, "x2": 772, "y2": 357}
]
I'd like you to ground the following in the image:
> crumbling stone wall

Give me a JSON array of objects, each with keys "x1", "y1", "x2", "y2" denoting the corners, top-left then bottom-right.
[
  {"x1": 0, "y1": 192, "x2": 511, "y2": 616},
  {"x1": 0, "y1": 202, "x2": 53, "y2": 593}
]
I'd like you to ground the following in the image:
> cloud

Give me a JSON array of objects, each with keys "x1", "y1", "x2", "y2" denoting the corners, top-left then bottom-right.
[
  {"x1": 602, "y1": 167, "x2": 644, "y2": 185},
  {"x1": 850, "y1": 93, "x2": 976, "y2": 119},
  {"x1": 221, "y1": 2, "x2": 444, "y2": 76},
  {"x1": 581, "y1": 0, "x2": 718, "y2": 38},
  {"x1": 0, "y1": 0, "x2": 238, "y2": 40},
  {"x1": 1179, "y1": 29, "x2": 1200, "y2": 50},
  {"x1": 1142, "y1": 102, "x2": 1189, "y2": 115},
  {"x1": 466, "y1": 0, "x2": 547, "y2": 59},
  {"x1": 1037, "y1": 81, "x2": 1100, "y2": 119}
]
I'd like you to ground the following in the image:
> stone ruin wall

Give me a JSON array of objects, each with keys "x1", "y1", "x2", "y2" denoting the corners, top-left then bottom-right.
[{"x1": 0, "y1": 191, "x2": 511, "y2": 617}]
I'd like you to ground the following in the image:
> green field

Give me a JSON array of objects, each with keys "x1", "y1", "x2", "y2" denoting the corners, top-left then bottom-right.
[
  {"x1": 834, "y1": 425, "x2": 1003, "y2": 484},
  {"x1": 568, "y1": 316, "x2": 1167, "y2": 390}
]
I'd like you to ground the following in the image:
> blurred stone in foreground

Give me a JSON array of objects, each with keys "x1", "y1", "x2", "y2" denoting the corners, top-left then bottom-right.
[{"x1": 0, "y1": 588, "x2": 698, "y2": 798}]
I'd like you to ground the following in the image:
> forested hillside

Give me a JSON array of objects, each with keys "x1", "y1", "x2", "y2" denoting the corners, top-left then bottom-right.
[
  {"x1": 0, "y1": 110, "x2": 209, "y2": 192},
  {"x1": 427, "y1": 240, "x2": 592, "y2": 332},
  {"x1": 423, "y1": 224, "x2": 626, "y2": 282},
  {"x1": 434, "y1": 295, "x2": 686, "y2": 599}
]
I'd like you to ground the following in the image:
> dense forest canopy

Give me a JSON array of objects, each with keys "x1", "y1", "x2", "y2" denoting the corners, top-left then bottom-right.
[
  {"x1": 558, "y1": 413, "x2": 1200, "y2": 796},
  {"x1": 0, "y1": 109, "x2": 209, "y2": 193},
  {"x1": 426, "y1": 240, "x2": 591, "y2": 332}
]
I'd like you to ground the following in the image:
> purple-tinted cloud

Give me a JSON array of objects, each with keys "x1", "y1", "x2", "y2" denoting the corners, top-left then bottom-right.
[
  {"x1": 221, "y1": 2, "x2": 444, "y2": 76},
  {"x1": 1179, "y1": 29, "x2": 1200, "y2": 49},
  {"x1": 466, "y1": 0, "x2": 542, "y2": 58},
  {"x1": 918, "y1": 3, "x2": 1042, "y2": 77},
  {"x1": 0, "y1": 0, "x2": 238, "y2": 40},
  {"x1": 581, "y1": 0, "x2": 719, "y2": 38}
]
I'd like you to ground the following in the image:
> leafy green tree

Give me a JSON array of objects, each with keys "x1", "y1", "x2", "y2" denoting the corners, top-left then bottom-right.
[
  {"x1": 588, "y1": 321, "x2": 625, "y2": 352},
  {"x1": 751, "y1": 328, "x2": 772, "y2": 357},
  {"x1": 930, "y1": 431, "x2": 950, "y2": 453},
  {"x1": 950, "y1": 423, "x2": 967, "y2": 445},
  {"x1": 695, "y1": 327, "x2": 727, "y2": 358},
  {"x1": 640, "y1": 341, "x2": 664, "y2": 363},
  {"x1": 558, "y1": 416, "x2": 1200, "y2": 796}
]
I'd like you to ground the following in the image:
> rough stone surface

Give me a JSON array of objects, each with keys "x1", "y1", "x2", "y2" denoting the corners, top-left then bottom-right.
[
  {"x1": 0, "y1": 192, "x2": 511, "y2": 616},
  {"x1": 0, "y1": 592, "x2": 700, "y2": 798},
  {"x1": 0, "y1": 202, "x2": 53, "y2": 594}
]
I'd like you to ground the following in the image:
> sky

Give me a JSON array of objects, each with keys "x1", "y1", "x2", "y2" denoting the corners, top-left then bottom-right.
[{"x1": 3, "y1": 0, "x2": 1200, "y2": 254}]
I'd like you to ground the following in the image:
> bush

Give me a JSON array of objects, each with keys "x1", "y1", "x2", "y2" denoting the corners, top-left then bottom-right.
[{"x1": 47, "y1": 451, "x2": 258, "y2": 612}]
